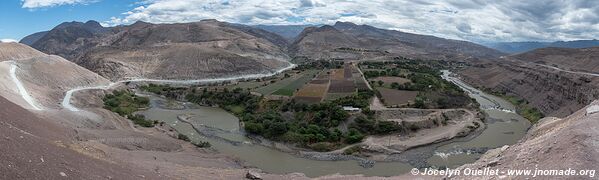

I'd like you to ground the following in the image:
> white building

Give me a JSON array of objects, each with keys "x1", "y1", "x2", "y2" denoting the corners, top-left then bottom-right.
[{"x1": 343, "y1": 106, "x2": 361, "y2": 112}]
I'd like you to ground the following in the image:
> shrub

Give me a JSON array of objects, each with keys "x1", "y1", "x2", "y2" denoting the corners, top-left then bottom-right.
[{"x1": 178, "y1": 134, "x2": 191, "y2": 142}]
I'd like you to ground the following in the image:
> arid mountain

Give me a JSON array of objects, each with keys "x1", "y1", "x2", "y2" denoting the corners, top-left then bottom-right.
[
  {"x1": 484, "y1": 40, "x2": 599, "y2": 54},
  {"x1": 459, "y1": 47, "x2": 599, "y2": 117},
  {"x1": 29, "y1": 19, "x2": 292, "y2": 80},
  {"x1": 253, "y1": 24, "x2": 316, "y2": 41},
  {"x1": 31, "y1": 20, "x2": 110, "y2": 61},
  {"x1": 18, "y1": 31, "x2": 48, "y2": 46},
  {"x1": 290, "y1": 21, "x2": 504, "y2": 61}
]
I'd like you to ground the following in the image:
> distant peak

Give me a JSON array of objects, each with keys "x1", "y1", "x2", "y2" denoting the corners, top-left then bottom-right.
[
  {"x1": 200, "y1": 19, "x2": 220, "y2": 23},
  {"x1": 85, "y1": 20, "x2": 99, "y2": 24},
  {"x1": 334, "y1": 21, "x2": 357, "y2": 27},
  {"x1": 84, "y1": 20, "x2": 103, "y2": 28},
  {"x1": 131, "y1": 21, "x2": 151, "y2": 27},
  {"x1": 316, "y1": 25, "x2": 338, "y2": 32}
]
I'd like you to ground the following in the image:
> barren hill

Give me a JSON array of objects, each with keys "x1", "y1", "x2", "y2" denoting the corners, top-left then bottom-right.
[
  {"x1": 512, "y1": 47, "x2": 599, "y2": 73},
  {"x1": 459, "y1": 47, "x2": 599, "y2": 117},
  {"x1": 0, "y1": 95, "x2": 162, "y2": 179},
  {"x1": 29, "y1": 20, "x2": 292, "y2": 80},
  {"x1": 0, "y1": 43, "x2": 110, "y2": 110},
  {"x1": 290, "y1": 21, "x2": 504, "y2": 61},
  {"x1": 0, "y1": 42, "x2": 45, "y2": 61}
]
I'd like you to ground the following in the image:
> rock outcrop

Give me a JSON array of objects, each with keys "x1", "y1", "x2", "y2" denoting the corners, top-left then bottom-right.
[
  {"x1": 459, "y1": 55, "x2": 599, "y2": 117},
  {"x1": 456, "y1": 100, "x2": 599, "y2": 179}
]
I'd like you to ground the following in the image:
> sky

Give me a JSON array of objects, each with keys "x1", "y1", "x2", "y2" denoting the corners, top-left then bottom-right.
[{"x1": 1, "y1": 0, "x2": 598, "y2": 43}]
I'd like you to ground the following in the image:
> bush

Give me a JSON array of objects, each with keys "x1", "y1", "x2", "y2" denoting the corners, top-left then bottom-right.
[
  {"x1": 345, "y1": 129, "x2": 364, "y2": 144},
  {"x1": 192, "y1": 141, "x2": 211, "y2": 148},
  {"x1": 178, "y1": 134, "x2": 191, "y2": 142}
]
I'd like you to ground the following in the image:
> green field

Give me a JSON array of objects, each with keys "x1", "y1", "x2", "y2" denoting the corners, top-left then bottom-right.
[{"x1": 255, "y1": 70, "x2": 319, "y2": 96}]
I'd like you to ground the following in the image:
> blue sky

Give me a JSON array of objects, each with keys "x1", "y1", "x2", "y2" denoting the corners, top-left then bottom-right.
[
  {"x1": 0, "y1": 0, "x2": 136, "y2": 41},
  {"x1": 2, "y1": 0, "x2": 599, "y2": 43}
]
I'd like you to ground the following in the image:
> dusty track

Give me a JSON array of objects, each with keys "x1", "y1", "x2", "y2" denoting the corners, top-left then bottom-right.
[{"x1": 62, "y1": 62, "x2": 296, "y2": 111}]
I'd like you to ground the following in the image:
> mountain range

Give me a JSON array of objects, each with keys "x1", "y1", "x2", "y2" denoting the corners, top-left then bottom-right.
[
  {"x1": 483, "y1": 40, "x2": 599, "y2": 54},
  {"x1": 20, "y1": 20, "x2": 504, "y2": 81}
]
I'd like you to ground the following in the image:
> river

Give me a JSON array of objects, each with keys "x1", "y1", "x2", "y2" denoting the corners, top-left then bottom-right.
[{"x1": 138, "y1": 70, "x2": 530, "y2": 177}]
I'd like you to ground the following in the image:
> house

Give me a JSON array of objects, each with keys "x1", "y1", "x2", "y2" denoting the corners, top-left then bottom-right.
[{"x1": 343, "y1": 106, "x2": 361, "y2": 112}]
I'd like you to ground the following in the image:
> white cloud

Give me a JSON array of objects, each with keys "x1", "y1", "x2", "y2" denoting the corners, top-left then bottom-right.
[
  {"x1": 104, "y1": 0, "x2": 599, "y2": 42},
  {"x1": 1, "y1": 39, "x2": 18, "y2": 43},
  {"x1": 22, "y1": 0, "x2": 98, "y2": 8}
]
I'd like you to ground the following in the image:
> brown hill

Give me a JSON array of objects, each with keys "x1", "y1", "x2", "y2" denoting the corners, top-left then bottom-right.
[
  {"x1": 0, "y1": 42, "x2": 45, "y2": 61},
  {"x1": 291, "y1": 21, "x2": 504, "y2": 61},
  {"x1": 0, "y1": 43, "x2": 110, "y2": 109},
  {"x1": 459, "y1": 57, "x2": 599, "y2": 118},
  {"x1": 512, "y1": 47, "x2": 599, "y2": 73},
  {"x1": 31, "y1": 20, "x2": 291, "y2": 80},
  {"x1": 0, "y1": 95, "x2": 161, "y2": 179}
]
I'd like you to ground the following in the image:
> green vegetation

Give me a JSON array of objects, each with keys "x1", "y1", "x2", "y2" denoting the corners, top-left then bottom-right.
[
  {"x1": 184, "y1": 86, "x2": 396, "y2": 151},
  {"x1": 140, "y1": 84, "x2": 187, "y2": 99},
  {"x1": 103, "y1": 90, "x2": 156, "y2": 127},
  {"x1": 178, "y1": 133, "x2": 211, "y2": 148},
  {"x1": 362, "y1": 60, "x2": 474, "y2": 109},
  {"x1": 491, "y1": 92, "x2": 544, "y2": 123}
]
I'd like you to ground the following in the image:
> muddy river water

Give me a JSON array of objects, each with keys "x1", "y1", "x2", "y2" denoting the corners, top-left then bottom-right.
[{"x1": 138, "y1": 70, "x2": 530, "y2": 177}]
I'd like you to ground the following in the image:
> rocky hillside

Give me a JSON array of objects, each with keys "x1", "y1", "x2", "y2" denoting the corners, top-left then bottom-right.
[
  {"x1": 290, "y1": 21, "x2": 504, "y2": 61},
  {"x1": 18, "y1": 31, "x2": 48, "y2": 46},
  {"x1": 512, "y1": 47, "x2": 599, "y2": 73},
  {"x1": 459, "y1": 47, "x2": 599, "y2": 118},
  {"x1": 456, "y1": 100, "x2": 599, "y2": 179},
  {"x1": 28, "y1": 20, "x2": 292, "y2": 80},
  {"x1": 0, "y1": 95, "x2": 161, "y2": 179}
]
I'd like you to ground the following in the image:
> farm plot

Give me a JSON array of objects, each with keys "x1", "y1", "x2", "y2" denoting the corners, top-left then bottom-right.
[
  {"x1": 328, "y1": 80, "x2": 356, "y2": 93},
  {"x1": 272, "y1": 70, "x2": 319, "y2": 96},
  {"x1": 343, "y1": 64, "x2": 353, "y2": 79},
  {"x1": 331, "y1": 69, "x2": 345, "y2": 80},
  {"x1": 376, "y1": 87, "x2": 418, "y2": 106},
  {"x1": 294, "y1": 83, "x2": 328, "y2": 104},
  {"x1": 254, "y1": 70, "x2": 318, "y2": 96}
]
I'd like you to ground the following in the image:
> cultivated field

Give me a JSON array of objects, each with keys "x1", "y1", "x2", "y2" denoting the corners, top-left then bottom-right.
[
  {"x1": 328, "y1": 80, "x2": 356, "y2": 93},
  {"x1": 377, "y1": 87, "x2": 418, "y2": 106},
  {"x1": 294, "y1": 83, "x2": 328, "y2": 103},
  {"x1": 253, "y1": 70, "x2": 319, "y2": 96},
  {"x1": 331, "y1": 69, "x2": 345, "y2": 80}
]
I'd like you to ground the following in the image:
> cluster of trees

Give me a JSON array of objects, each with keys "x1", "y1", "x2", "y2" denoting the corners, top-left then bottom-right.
[
  {"x1": 140, "y1": 84, "x2": 187, "y2": 99},
  {"x1": 183, "y1": 87, "x2": 388, "y2": 151},
  {"x1": 103, "y1": 90, "x2": 156, "y2": 127},
  {"x1": 294, "y1": 60, "x2": 344, "y2": 71},
  {"x1": 186, "y1": 87, "x2": 259, "y2": 115}
]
